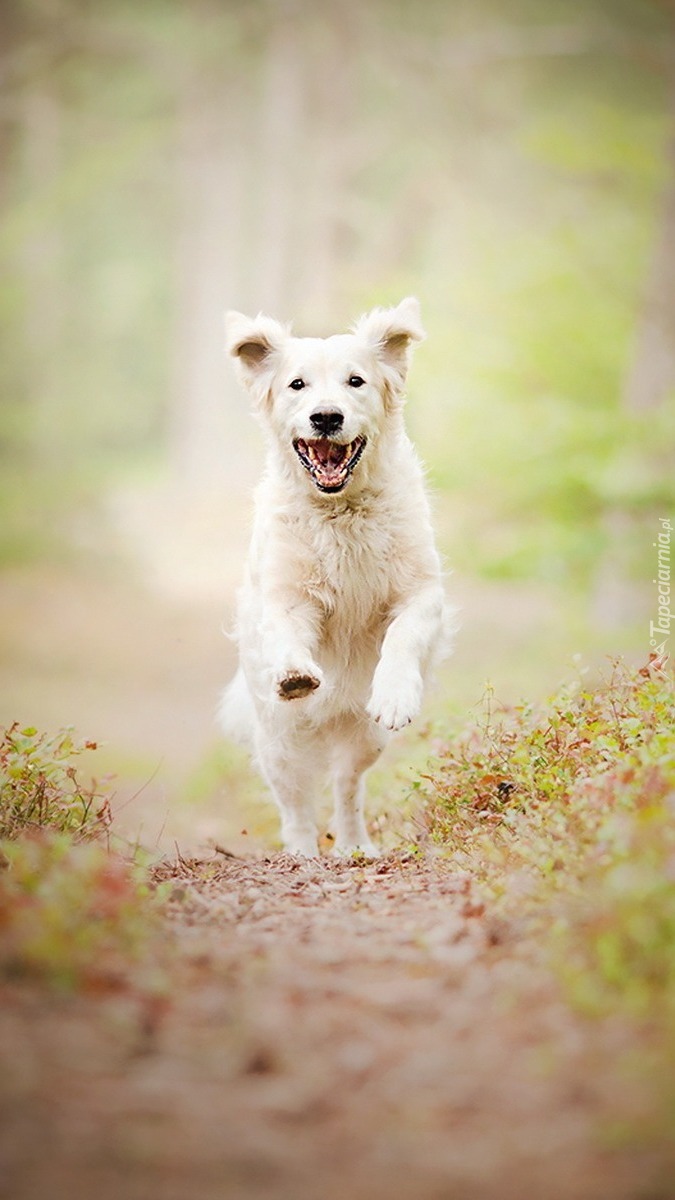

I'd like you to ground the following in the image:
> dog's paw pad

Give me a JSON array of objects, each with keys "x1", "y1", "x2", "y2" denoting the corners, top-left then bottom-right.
[{"x1": 277, "y1": 672, "x2": 321, "y2": 700}]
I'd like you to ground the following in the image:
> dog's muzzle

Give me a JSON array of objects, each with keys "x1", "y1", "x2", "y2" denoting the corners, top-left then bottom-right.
[{"x1": 293, "y1": 436, "x2": 366, "y2": 493}]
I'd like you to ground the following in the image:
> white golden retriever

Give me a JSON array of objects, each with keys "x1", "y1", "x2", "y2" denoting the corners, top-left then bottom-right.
[{"x1": 219, "y1": 297, "x2": 449, "y2": 856}]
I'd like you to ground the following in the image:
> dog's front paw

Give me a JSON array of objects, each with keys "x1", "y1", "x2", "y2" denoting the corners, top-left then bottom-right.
[
  {"x1": 367, "y1": 668, "x2": 423, "y2": 732},
  {"x1": 276, "y1": 666, "x2": 322, "y2": 701}
]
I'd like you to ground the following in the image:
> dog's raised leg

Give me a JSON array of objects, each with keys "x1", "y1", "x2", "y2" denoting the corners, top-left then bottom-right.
[
  {"x1": 276, "y1": 671, "x2": 321, "y2": 701},
  {"x1": 330, "y1": 725, "x2": 385, "y2": 857},
  {"x1": 367, "y1": 584, "x2": 444, "y2": 731},
  {"x1": 259, "y1": 595, "x2": 323, "y2": 703},
  {"x1": 256, "y1": 737, "x2": 320, "y2": 857}
]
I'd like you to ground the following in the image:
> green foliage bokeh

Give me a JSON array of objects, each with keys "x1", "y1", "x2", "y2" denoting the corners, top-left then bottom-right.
[{"x1": 0, "y1": 0, "x2": 673, "y2": 588}]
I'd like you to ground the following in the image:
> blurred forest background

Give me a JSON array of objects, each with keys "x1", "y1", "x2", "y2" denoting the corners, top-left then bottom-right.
[{"x1": 0, "y1": 0, "x2": 673, "y2": 851}]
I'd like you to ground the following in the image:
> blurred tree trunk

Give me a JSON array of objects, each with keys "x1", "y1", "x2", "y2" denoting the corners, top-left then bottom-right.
[
  {"x1": 253, "y1": 0, "x2": 305, "y2": 318},
  {"x1": 623, "y1": 98, "x2": 675, "y2": 412},
  {"x1": 20, "y1": 77, "x2": 65, "y2": 463},
  {"x1": 297, "y1": 5, "x2": 358, "y2": 328},
  {"x1": 170, "y1": 67, "x2": 249, "y2": 491},
  {"x1": 0, "y1": 5, "x2": 19, "y2": 216},
  {"x1": 593, "y1": 82, "x2": 675, "y2": 628},
  {"x1": 253, "y1": 0, "x2": 364, "y2": 330}
]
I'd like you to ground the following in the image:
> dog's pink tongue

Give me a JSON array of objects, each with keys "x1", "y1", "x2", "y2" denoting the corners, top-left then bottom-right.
[{"x1": 313, "y1": 439, "x2": 345, "y2": 468}]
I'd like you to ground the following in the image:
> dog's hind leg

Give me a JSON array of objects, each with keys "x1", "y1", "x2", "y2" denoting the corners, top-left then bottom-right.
[
  {"x1": 330, "y1": 722, "x2": 386, "y2": 858},
  {"x1": 256, "y1": 735, "x2": 322, "y2": 857}
]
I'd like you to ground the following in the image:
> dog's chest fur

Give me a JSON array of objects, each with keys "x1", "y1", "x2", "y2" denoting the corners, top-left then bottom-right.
[{"x1": 288, "y1": 493, "x2": 417, "y2": 645}]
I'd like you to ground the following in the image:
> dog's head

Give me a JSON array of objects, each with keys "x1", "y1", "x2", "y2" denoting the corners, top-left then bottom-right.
[{"x1": 225, "y1": 298, "x2": 425, "y2": 495}]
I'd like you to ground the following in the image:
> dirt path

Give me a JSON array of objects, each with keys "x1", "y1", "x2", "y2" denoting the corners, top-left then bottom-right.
[{"x1": 1, "y1": 851, "x2": 666, "y2": 1200}]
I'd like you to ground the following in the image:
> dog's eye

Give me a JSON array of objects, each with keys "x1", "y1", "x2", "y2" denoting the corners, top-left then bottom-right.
[
  {"x1": 289, "y1": 378, "x2": 306, "y2": 391},
  {"x1": 348, "y1": 375, "x2": 366, "y2": 388}
]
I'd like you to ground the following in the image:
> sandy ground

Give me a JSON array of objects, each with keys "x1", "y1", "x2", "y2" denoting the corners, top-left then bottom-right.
[{"x1": 0, "y1": 850, "x2": 669, "y2": 1200}]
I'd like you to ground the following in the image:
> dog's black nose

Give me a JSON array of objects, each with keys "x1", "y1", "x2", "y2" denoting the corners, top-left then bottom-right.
[{"x1": 310, "y1": 409, "x2": 344, "y2": 436}]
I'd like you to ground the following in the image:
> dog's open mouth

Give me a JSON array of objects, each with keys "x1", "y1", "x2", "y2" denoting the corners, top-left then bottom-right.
[{"x1": 293, "y1": 437, "x2": 366, "y2": 493}]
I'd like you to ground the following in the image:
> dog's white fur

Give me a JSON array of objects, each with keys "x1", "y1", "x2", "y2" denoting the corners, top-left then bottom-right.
[{"x1": 219, "y1": 297, "x2": 449, "y2": 856}]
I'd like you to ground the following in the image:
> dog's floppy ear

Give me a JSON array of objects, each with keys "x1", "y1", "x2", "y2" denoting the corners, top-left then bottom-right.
[
  {"x1": 225, "y1": 310, "x2": 289, "y2": 406},
  {"x1": 353, "y1": 296, "x2": 425, "y2": 389}
]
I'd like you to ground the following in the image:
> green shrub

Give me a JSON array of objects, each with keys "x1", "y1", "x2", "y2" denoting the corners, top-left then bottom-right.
[
  {"x1": 422, "y1": 656, "x2": 674, "y2": 900},
  {"x1": 0, "y1": 729, "x2": 168, "y2": 994},
  {"x1": 559, "y1": 799, "x2": 675, "y2": 1019},
  {"x1": 421, "y1": 655, "x2": 675, "y2": 1021},
  {"x1": 0, "y1": 833, "x2": 165, "y2": 993},
  {"x1": 0, "y1": 724, "x2": 110, "y2": 842}
]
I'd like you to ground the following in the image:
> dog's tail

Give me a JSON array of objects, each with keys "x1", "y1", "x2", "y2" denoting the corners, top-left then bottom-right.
[{"x1": 217, "y1": 668, "x2": 255, "y2": 747}]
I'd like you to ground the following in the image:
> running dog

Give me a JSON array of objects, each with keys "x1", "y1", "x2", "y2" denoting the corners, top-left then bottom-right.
[{"x1": 219, "y1": 297, "x2": 449, "y2": 856}]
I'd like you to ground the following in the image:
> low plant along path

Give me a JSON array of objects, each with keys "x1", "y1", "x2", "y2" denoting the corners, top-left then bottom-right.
[{"x1": 2, "y1": 848, "x2": 667, "y2": 1200}]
